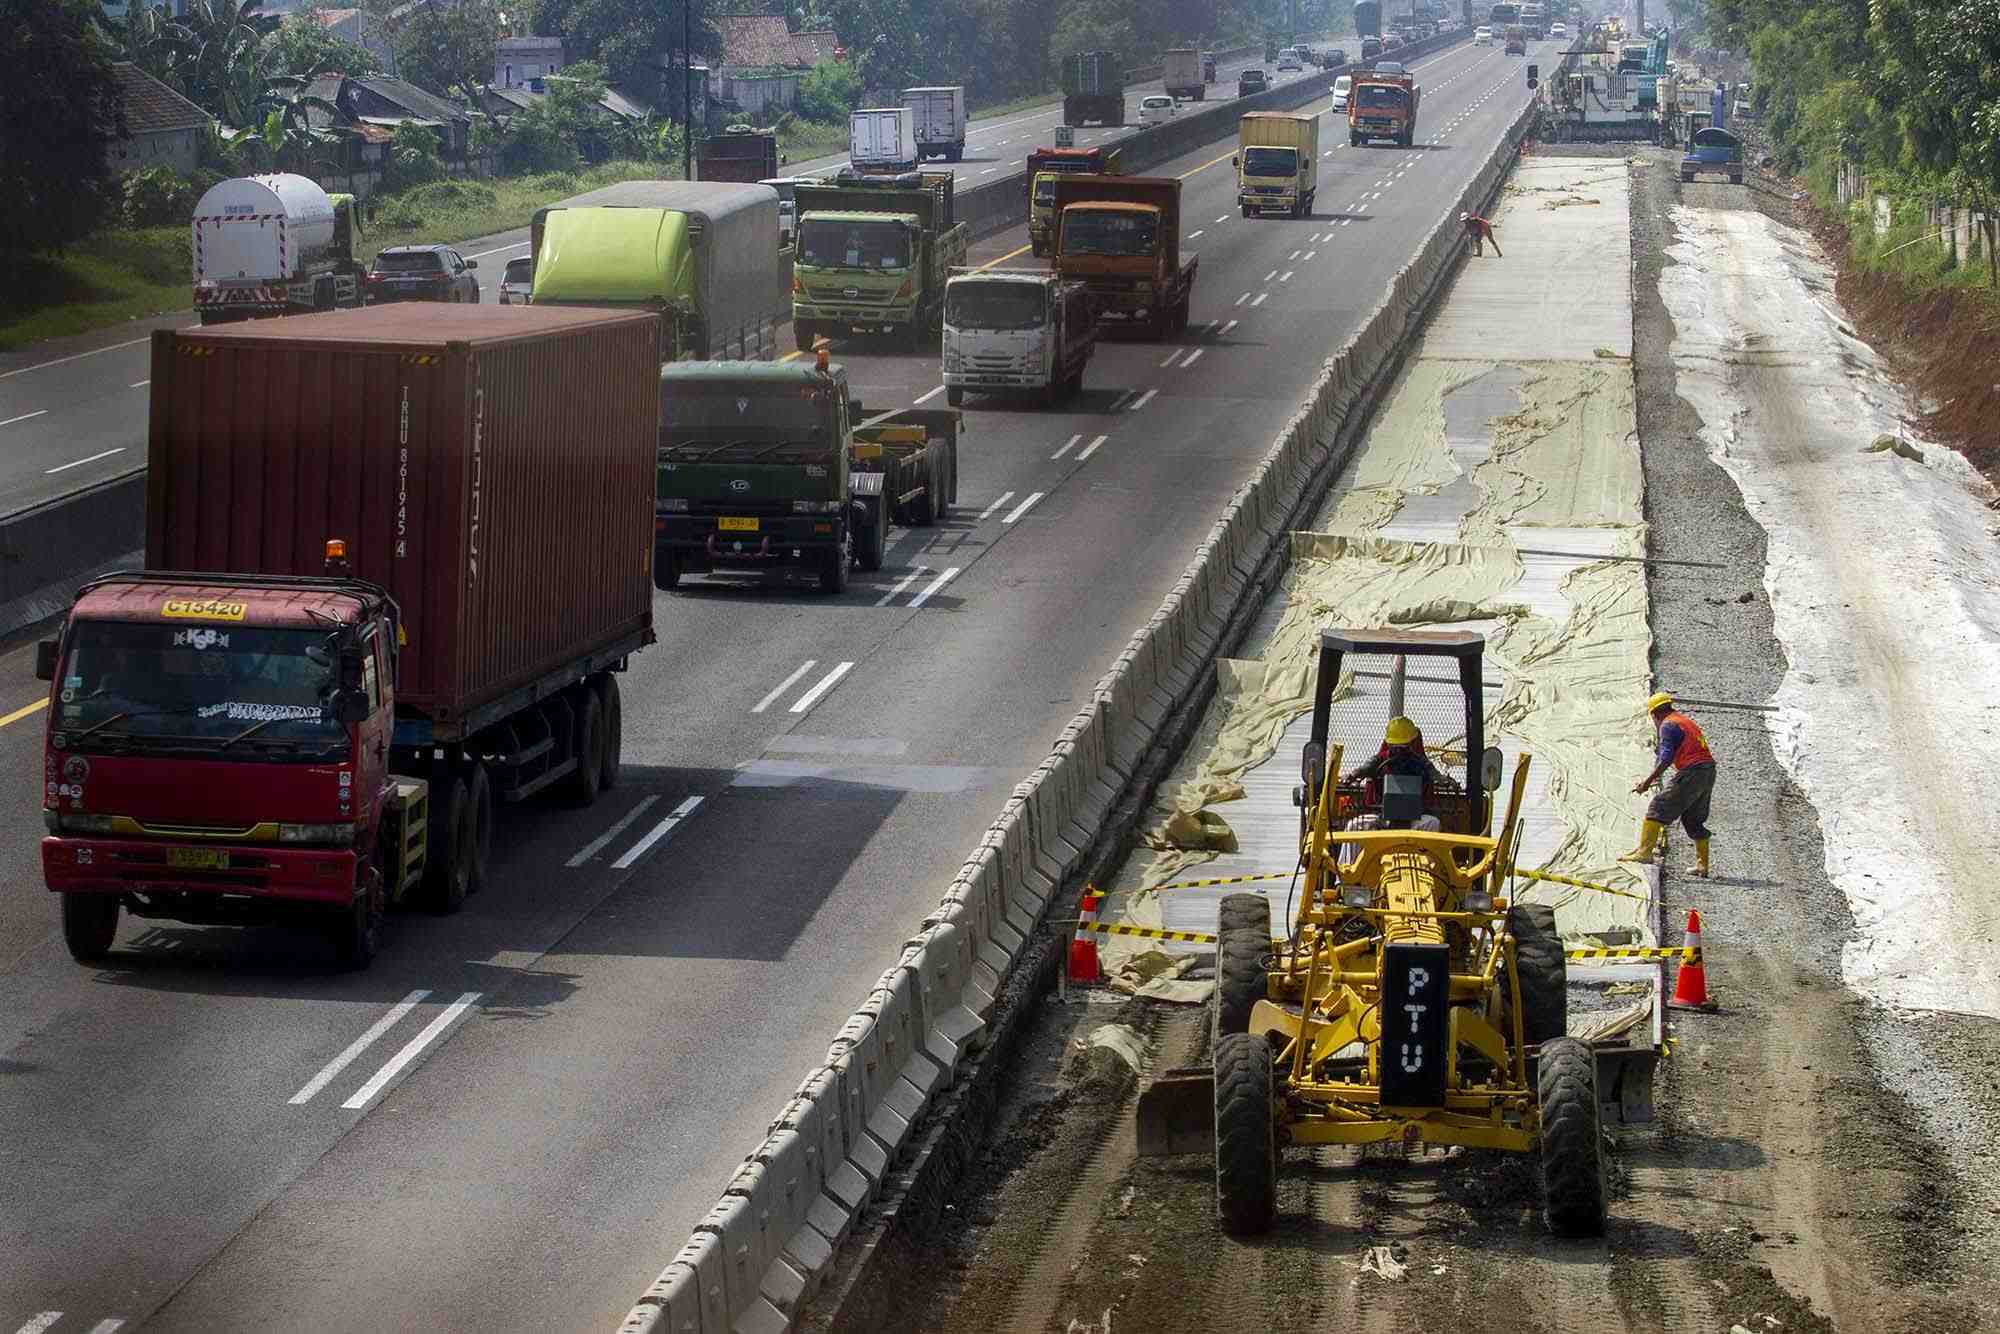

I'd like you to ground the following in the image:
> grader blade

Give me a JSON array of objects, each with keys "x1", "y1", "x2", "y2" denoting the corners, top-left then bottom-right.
[{"x1": 1136, "y1": 1066, "x2": 1214, "y2": 1156}]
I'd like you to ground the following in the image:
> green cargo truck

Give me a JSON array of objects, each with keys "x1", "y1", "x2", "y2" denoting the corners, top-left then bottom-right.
[
  {"x1": 654, "y1": 357, "x2": 962, "y2": 594},
  {"x1": 791, "y1": 170, "x2": 970, "y2": 351},
  {"x1": 529, "y1": 180, "x2": 790, "y2": 362}
]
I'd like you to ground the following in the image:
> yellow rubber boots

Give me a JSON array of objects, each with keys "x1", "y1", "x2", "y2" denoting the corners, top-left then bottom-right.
[
  {"x1": 1689, "y1": 838, "x2": 1711, "y2": 877},
  {"x1": 1618, "y1": 819, "x2": 1664, "y2": 864}
]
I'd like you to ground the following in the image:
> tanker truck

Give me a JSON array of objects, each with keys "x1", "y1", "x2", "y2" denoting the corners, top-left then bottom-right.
[{"x1": 191, "y1": 173, "x2": 366, "y2": 323}]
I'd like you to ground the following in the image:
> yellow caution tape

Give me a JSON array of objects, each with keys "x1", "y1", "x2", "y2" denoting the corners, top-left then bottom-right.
[
  {"x1": 1564, "y1": 946, "x2": 1698, "y2": 962},
  {"x1": 1516, "y1": 867, "x2": 1653, "y2": 903},
  {"x1": 1081, "y1": 921, "x2": 1222, "y2": 944},
  {"x1": 1144, "y1": 871, "x2": 1297, "y2": 893}
]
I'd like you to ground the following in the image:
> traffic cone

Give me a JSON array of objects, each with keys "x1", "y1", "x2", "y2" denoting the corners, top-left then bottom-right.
[
  {"x1": 1069, "y1": 884, "x2": 1103, "y2": 984},
  {"x1": 1668, "y1": 908, "x2": 1716, "y2": 1010}
]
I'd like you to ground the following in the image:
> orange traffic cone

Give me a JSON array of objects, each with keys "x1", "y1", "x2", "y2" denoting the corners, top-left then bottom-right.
[
  {"x1": 1069, "y1": 884, "x2": 1104, "y2": 984},
  {"x1": 1668, "y1": 908, "x2": 1716, "y2": 1010}
]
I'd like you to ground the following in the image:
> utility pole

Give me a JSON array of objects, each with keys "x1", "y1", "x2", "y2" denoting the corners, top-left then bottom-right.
[{"x1": 683, "y1": 0, "x2": 694, "y2": 181}]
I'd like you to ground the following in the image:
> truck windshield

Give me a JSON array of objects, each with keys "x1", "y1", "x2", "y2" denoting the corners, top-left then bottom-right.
[
  {"x1": 798, "y1": 220, "x2": 910, "y2": 270},
  {"x1": 1356, "y1": 85, "x2": 1409, "y2": 108},
  {"x1": 1242, "y1": 147, "x2": 1298, "y2": 177},
  {"x1": 1033, "y1": 178, "x2": 1058, "y2": 209},
  {"x1": 57, "y1": 620, "x2": 348, "y2": 754},
  {"x1": 947, "y1": 283, "x2": 1047, "y2": 331},
  {"x1": 660, "y1": 384, "x2": 834, "y2": 457},
  {"x1": 1062, "y1": 210, "x2": 1159, "y2": 257}
]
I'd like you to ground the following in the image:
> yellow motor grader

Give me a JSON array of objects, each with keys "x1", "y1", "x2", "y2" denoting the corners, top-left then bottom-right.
[{"x1": 1136, "y1": 628, "x2": 1607, "y2": 1237}]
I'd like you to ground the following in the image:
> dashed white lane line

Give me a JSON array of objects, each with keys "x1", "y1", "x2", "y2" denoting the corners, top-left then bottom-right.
[
  {"x1": 1234, "y1": 292, "x2": 1250, "y2": 306},
  {"x1": 913, "y1": 385, "x2": 946, "y2": 404},
  {"x1": 1280, "y1": 271, "x2": 1294, "y2": 282},
  {"x1": 1303, "y1": 250, "x2": 1317, "y2": 260},
  {"x1": 1289, "y1": 250, "x2": 1300, "y2": 260},
  {"x1": 1264, "y1": 269, "x2": 1278, "y2": 282},
  {"x1": 0, "y1": 409, "x2": 49, "y2": 428},
  {"x1": 1251, "y1": 292, "x2": 1270, "y2": 307},
  {"x1": 1214, "y1": 214, "x2": 1230, "y2": 223},
  {"x1": 87, "y1": 1321, "x2": 125, "y2": 1334},
  {"x1": 787, "y1": 662, "x2": 853, "y2": 715},
  {"x1": 1001, "y1": 491, "x2": 1045, "y2": 524},
  {"x1": 1075, "y1": 434, "x2": 1108, "y2": 462},
  {"x1": 610, "y1": 795, "x2": 704, "y2": 870},
  {"x1": 1052, "y1": 433, "x2": 1082, "y2": 459},
  {"x1": 1181, "y1": 348, "x2": 1206, "y2": 367},
  {"x1": 1106, "y1": 388, "x2": 1135, "y2": 411},
  {"x1": 289, "y1": 990, "x2": 432, "y2": 1104},
  {"x1": 15, "y1": 1313, "x2": 63, "y2": 1334},
  {"x1": 1128, "y1": 388, "x2": 1159, "y2": 411},
  {"x1": 876, "y1": 565, "x2": 929, "y2": 606},
  {"x1": 1188, "y1": 228, "x2": 1204, "y2": 239},
  {"x1": 977, "y1": 490, "x2": 1016, "y2": 521},
  {"x1": 129, "y1": 380, "x2": 149, "y2": 389},
  {"x1": 340, "y1": 991, "x2": 483, "y2": 1110},
  {"x1": 566, "y1": 794, "x2": 662, "y2": 867},
  {"x1": 907, "y1": 566, "x2": 960, "y2": 608},
  {"x1": 1220, "y1": 319, "x2": 1239, "y2": 336},
  {"x1": 752, "y1": 660, "x2": 819, "y2": 714},
  {"x1": 45, "y1": 447, "x2": 127, "y2": 475}
]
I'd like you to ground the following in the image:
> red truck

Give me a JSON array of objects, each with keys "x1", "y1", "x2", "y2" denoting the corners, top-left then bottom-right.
[
  {"x1": 1349, "y1": 66, "x2": 1422, "y2": 146},
  {"x1": 1050, "y1": 174, "x2": 1198, "y2": 338},
  {"x1": 35, "y1": 304, "x2": 659, "y2": 968}
]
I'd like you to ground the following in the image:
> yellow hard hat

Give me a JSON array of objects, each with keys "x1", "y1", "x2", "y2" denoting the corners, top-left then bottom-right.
[
  {"x1": 1384, "y1": 715, "x2": 1420, "y2": 745},
  {"x1": 1646, "y1": 692, "x2": 1674, "y2": 712}
]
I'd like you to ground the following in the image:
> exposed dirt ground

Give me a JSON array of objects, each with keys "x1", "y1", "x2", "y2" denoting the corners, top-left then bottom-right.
[{"x1": 832, "y1": 144, "x2": 2000, "y2": 1334}]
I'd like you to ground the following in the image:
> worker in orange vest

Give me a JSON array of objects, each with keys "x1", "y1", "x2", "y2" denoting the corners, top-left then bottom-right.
[
  {"x1": 1619, "y1": 692, "x2": 1717, "y2": 876},
  {"x1": 1459, "y1": 210, "x2": 1502, "y2": 257}
]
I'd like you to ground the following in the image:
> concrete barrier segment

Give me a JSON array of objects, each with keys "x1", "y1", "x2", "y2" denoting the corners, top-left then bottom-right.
[
  {"x1": 824, "y1": 1016, "x2": 890, "y2": 1192},
  {"x1": 695, "y1": 1190, "x2": 774, "y2": 1329},
  {"x1": 905, "y1": 920, "x2": 987, "y2": 1073},
  {"x1": 925, "y1": 897, "x2": 1003, "y2": 1008}
]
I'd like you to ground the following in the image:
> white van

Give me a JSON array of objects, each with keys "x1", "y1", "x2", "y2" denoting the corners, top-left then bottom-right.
[{"x1": 1330, "y1": 75, "x2": 1353, "y2": 111}]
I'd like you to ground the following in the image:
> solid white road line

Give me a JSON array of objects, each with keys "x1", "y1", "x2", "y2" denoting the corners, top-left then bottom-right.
[
  {"x1": 1074, "y1": 434, "x2": 1108, "y2": 462},
  {"x1": 45, "y1": 447, "x2": 126, "y2": 475},
  {"x1": 464, "y1": 239, "x2": 531, "y2": 260},
  {"x1": 1001, "y1": 492, "x2": 1044, "y2": 524},
  {"x1": 788, "y1": 662, "x2": 854, "y2": 715},
  {"x1": 1052, "y1": 433, "x2": 1082, "y2": 459},
  {"x1": 340, "y1": 992, "x2": 482, "y2": 1110},
  {"x1": 1182, "y1": 348, "x2": 1206, "y2": 367},
  {"x1": 611, "y1": 795, "x2": 704, "y2": 869},
  {"x1": 907, "y1": 566, "x2": 960, "y2": 608},
  {"x1": 977, "y1": 490, "x2": 1016, "y2": 521},
  {"x1": 129, "y1": 380, "x2": 149, "y2": 389},
  {"x1": 913, "y1": 385, "x2": 945, "y2": 404},
  {"x1": 0, "y1": 336, "x2": 150, "y2": 380},
  {"x1": 15, "y1": 1314, "x2": 62, "y2": 1334},
  {"x1": 1128, "y1": 388, "x2": 1159, "y2": 411},
  {"x1": 1, "y1": 410, "x2": 49, "y2": 428},
  {"x1": 875, "y1": 565, "x2": 928, "y2": 606},
  {"x1": 566, "y1": 794, "x2": 662, "y2": 867},
  {"x1": 290, "y1": 990, "x2": 432, "y2": 1105},
  {"x1": 752, "y1": 660, "x2": 818, "y2": 714},
  {"x1": 1251, "y1": 293, "x2": 1269, "y2": 307}
]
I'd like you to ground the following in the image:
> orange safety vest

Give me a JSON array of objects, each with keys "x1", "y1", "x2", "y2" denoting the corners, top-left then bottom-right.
[{"x1": 1663, "y1": 712, "x2": 1714, "y2": 769}]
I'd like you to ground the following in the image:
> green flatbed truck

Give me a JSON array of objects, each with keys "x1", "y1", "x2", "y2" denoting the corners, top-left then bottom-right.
[
  {"x1": 791, "y1": 170, "x2": 970, "y2": 351},
  {"x1": 654, "y1": 356, "x2": 962, "y2": 594}
]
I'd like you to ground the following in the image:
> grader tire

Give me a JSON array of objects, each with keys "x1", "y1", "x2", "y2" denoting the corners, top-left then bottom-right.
[
  {"x1": 1537, "y1": 1036, "x2": 1606, "y2": 1236},
  {"x1": 1213, "y1": 1032, "x2": 1277, "y2": 1235},
  {"x1": 1214, "y1": 892, "x2": 1271, "y2": 1038},
  {"x1": 1506, "y1": 902, "x2": 1569, "y2": 1047}
]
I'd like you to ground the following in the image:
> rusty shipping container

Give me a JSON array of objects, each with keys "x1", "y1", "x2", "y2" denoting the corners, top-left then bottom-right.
[{"x1": 146, "y1": 303, "x2": 659, "y2": 740}]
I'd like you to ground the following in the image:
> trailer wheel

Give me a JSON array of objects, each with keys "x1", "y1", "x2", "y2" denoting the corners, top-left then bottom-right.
[
  {"x1": 856, "y1": 498, "x2": 886, "y2": 572},
  {"x1": 595, "y1": 674, "x2": 623, "y2": 791},
  {"x1": 331, "y1": 856, "x2": 384, "y2": 970},
  {"x1": 565, "y1": 689, "x2": 604, "y2": 806},
  {"x1": 61, "y1": 894, "x2": 120, "y2": 963},
  {"x1": 1214, "y1": 892, "x2": 1272, "y2": 1039},
  {"x1": 1351, "y1": 131, "x2": 1362, "y2": 147},
  {"x1": 425, "y1": 774, "x2": 474, "y2": 913},
  {"x1": 466, "y1": 761, "x2": 493, "y2": 895},
  {"x1": 653, "y1": 547, "x2": 681, "y2": 591},
  {"x1": 946, "y1": 386, "x2": 964, "y2": 406},
  {"x1": 1213, "y1": 1032, "x2": 1277, "y2": 1235},
  {"x1": 1538, "y1": 1036, "x2": 1606, "y2": 1236},
  {"x1": 819, "y1": 533, "x2": 851, "y2": 594}
]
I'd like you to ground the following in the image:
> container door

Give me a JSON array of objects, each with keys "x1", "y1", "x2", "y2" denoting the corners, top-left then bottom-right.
[{"x1": 198, "y1": 217, "x2": 282, "y2": 282}]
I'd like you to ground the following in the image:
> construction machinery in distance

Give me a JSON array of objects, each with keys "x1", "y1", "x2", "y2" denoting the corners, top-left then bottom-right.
[{"x1": 1136, "y1": 629, "x2": 1657, "y2": 1236}]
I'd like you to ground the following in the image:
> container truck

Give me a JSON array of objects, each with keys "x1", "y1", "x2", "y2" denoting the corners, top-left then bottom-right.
[
  {"x1": 191, "y1": 173, "x2": 365, "y2": 323},
  {"x1": 1026, "y1": 144, "x2": 1125, "y2": 256},
  {"x1": 36, "y1": 305, "x2": 659, "y2": 969},
  {"x1": 1163, "y1": 48, "x2": 1207, "y2": 101},
  {"x1": 1235, "y1": 112, "x2": 1319, "y2": 216},
  {"x1": 902, "y1": 86, "x2": 968, "y2": 161},
  {"x1": 528, "y1": 180, "x2": 788, "y2": 363},
  {"x1": 1050, "y1": 174, "x2": 1198, "y2": 339},
  {"x1": 654, "y1": 353, "x2": 960, "y2": 593},
  {"x1": 850, "y1": 107, "x2": 920, "y2": 173},
  {"x1": 1349, "y1": 66, "x2": 1421, "y2": 145},
  {"x1": 791, "y1": 170, "x2": 969, "y2": 350},
  {"x1": 1063, "y1": 50, "x2": 1125, "y2": 128},
  {"x1": 697, "y1": 128, "x2": 779, "y2": 182},
  {"x1": 942, "y1": 269, "x2": 1098, "y2": 406}
]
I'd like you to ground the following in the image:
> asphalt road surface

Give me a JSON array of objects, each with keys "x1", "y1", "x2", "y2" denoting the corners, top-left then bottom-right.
[
  {"x1": 0, "y1": 53, "x2": 1305, "y2": 516},
  {"x1": 0, "y1": 35, "x2": 1556, "y2": 1334}
]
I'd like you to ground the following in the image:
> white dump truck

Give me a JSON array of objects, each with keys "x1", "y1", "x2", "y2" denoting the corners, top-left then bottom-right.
[
  {"x1": 942, "y1": 269, "x2": 1098, "y2": 406},
  {"x1": 190, "y1": 173, "x2": 365, "y2": 323},
  {"x1": 903, "y1": 86, "x2": 968, "y2": 161}
]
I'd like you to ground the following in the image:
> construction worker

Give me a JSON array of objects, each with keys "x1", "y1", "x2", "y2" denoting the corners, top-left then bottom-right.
[
  {"x1": 1343, "y1": 715, "x2": 1445, "y2": 832},
  {"x1": 1620, "y1": 692, "x2": 1717, "y2": 875},
  {"x1": 1459, "y1": 210, "x2": 1502, "y2": 257}
]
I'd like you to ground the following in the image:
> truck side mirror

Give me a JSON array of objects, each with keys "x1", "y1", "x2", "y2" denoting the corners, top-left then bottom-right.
[
  {"x1": 34, "y1": 639, "x2": 58, "y2": 681},
  {"x1": 1481, "y1": 746, "x2": 1504, "y2": 793},
  {"x1": 338, "y1": 648, "x2": 366, "y2": 691},
  {"x1": 333, "y1": 688, "x2": 371, "y2": 728},
  {"x1": 1231, "y1": 154, "x2": 1240, "y2": 167}
]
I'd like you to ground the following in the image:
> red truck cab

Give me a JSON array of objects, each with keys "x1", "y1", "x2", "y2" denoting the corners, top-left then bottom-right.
[{"x1": 38, "y1": 568, "x2": 414, "y2": 967}]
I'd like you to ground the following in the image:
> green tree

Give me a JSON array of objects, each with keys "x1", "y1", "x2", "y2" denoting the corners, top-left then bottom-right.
[
  {"x1": 111, "y1": 1, "x2": 191, "y2": 87},
  {"x1": 0, "y1": 0, "x2": 125, "y2": 268},
  {"x1": 532, "y1": 0, "x2": 718, "y2": 101},
  {"x1": 795, "y1": 57, "x2": 862, "y2": 122},
  {"x1": 394, "y1": 0, "x2": 499, "y2": 99},
  {"x1": 269, "y1": 6, "x2": 381, "y2": 77},
  {"x1": 255, "y1": 72, "x2": 345, "y2": 171},
  {"x1": 179, "y1": 0, "x2": 281, "y2": 123}
]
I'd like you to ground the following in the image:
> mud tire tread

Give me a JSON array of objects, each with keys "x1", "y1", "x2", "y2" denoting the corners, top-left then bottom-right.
[
  {"x1": 1213, "y1": 1032, "x2": 1277, "y2": 1235},
  {"x1": 1537, "y1": 1036, "x2": 1606, "y2": 1236}
]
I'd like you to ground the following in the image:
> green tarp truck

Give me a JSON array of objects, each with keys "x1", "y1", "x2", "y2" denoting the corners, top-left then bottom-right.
[
  {"x1": 529, "y1": 180, "x2": 789, "y2": 362},
  {"x1": 791, "y1": 170, "x2": 969, "y2": 351},
  {"x1": 654, "y1": 357, "x2": 962, "y2": 594}
]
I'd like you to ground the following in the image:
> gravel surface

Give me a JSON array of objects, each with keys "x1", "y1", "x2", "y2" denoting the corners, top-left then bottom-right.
[{"x1": 834, "y1": 139, "x2": 2000, "y2": 1334}]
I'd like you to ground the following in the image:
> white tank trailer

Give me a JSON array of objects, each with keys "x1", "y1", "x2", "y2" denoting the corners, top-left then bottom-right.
[{"x1": 191, "y1": 173, "x2": 365, "y2": 322}]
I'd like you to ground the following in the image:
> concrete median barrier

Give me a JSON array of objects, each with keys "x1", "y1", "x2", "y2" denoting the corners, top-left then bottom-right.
[
  {"x1": 0, "y1": 468, "x2": 145, "y2": 638},
  {"x1": 622, "y1": 54, "x2": 1528, "y2": 1334}
]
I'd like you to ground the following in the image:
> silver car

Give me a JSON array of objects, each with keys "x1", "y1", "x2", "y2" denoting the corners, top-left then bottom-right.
[{"x1": 499, "y1": 255, "x2": 532, "y2": 305}]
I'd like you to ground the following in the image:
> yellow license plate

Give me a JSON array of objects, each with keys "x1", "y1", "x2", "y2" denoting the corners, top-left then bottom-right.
[
  {"x1": 168, "y1": 847, "x2": 230, "y2": 870},
  {"x1": 718, "y1": 517, "x2": 760, "y2": 532}
]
